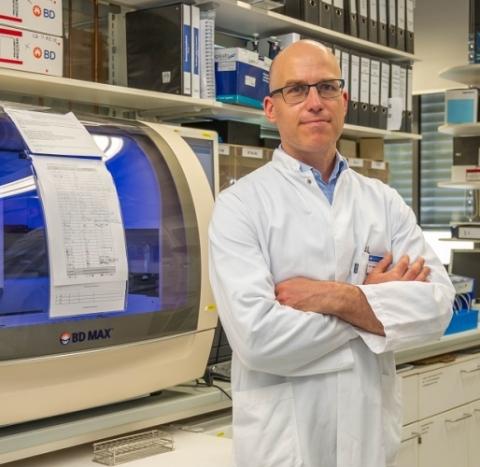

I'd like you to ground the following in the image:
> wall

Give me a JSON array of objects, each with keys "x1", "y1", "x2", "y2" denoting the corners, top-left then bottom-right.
[{"x1": 413, "y1": 0, "x2": 469, "y2": 93}]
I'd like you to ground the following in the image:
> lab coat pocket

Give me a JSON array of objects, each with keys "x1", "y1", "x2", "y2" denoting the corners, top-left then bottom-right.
[{"x1": 232, "y1": 382, "x2": 303, "y2": 467}]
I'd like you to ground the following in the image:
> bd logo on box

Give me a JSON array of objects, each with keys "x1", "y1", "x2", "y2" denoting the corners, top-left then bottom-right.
[
  {"x1": 32, "y1": 5, "x2": 56, "y2": 19},
  {"x1": 33, "y1": 47, "x2": 57, "y2": 60}
]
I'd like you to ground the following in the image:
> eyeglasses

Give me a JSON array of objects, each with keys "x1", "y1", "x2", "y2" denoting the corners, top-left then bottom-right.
[{"x1": 269, "y1": 79, "x2": 345, "y2": 104}]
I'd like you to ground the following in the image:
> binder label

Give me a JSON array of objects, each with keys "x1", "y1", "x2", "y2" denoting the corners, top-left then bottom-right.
[
  {"x1": 349, "y1": 0, "x2": 357, "y2": 14},
  {"x1": 162, "y1": 71, "x2": 171, "y2": 84},
  {"x1": 359, "y1": 0, "x2": 368, "y2": 16},
  {"x1": 379, "y1": 0, "x2": 387, "y2": 23},
  {"x1": 245, "y1": 75, "x2": 256, "y2": 87},
  {"x1": 406, "y1": 0, "x2": 414, "y2": 32},
  {"x1": 388, "y1": 0, "x2": 396, "y2": 26},
  {"x1": 183, "y1": 24, "x2": 191, "y2": 73},
  {"x1": 397, "y1": 0, "x2": 405, "y2": 29},
  {"x1": 369, "y1": 0, "x2": 377, "y2": 21}
]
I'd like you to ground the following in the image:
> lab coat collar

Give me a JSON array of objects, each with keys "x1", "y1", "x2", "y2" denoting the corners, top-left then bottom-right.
[{"x1": 272, "y1": 146, "x2": 349, "y2": 176}]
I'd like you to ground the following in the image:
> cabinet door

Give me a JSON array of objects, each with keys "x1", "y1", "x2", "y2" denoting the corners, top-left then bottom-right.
[
  {"x1": 468, "y1": 400, "x2": 480, "y2": 467},
  {"x1": 418, "y1": 364, "x2": 462, "y2": 419},
  {"x1": 401, "y1": 374, "x2": 419, "y2": 425},
  {"x1": 419, "y1": 406, "x2": 470, "y2": 467},
  {"x1": 459, "y1": 357, "x2": 480, "y2": 405},
  {"x1": 396, "y1": 423, "x2": 420, "y2": 467}
]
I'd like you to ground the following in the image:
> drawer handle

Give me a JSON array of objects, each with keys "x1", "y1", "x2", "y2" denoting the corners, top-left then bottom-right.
[
  {"x1": 445, "y1": 413, "x2": 472, "y2": 423},
  {"x1": 461, "y1": 367, "x2": 480, "y2": 374},
  {"x1": 401, "y1": 432, "x2": 422, "y2": 444}
]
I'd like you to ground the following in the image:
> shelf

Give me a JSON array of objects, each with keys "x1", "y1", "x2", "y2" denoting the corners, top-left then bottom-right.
[
  {"x1": 119, "y1": 0, "x2": 416, "y2": 62},
  {"x1": 0, "y1": 68, "x2": 217, "y2": 114},
  {"x1": 438, "y1": 123, "x2": 480, "y2": 137},
  {"x1": 208, "y1": 0, "x2": 416, "y2": 61},
  {"x1": 0, "y1": 68, "x2": 420, "y2": 140},
  {"x1": 438, "y1": 180, "x2": 480, "y2": 190},
  {"x1": 438, "y1": 64, "x2": 480, "y2": 86}
]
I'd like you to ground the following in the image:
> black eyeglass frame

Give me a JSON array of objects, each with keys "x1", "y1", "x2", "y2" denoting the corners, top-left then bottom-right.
[{"x1": 269, "y1": 79, "x2": 346, "y2": 103}]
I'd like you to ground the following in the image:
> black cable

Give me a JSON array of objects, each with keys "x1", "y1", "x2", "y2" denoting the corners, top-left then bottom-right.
[{"x1": 196, "y1": 377, "x2": 232, "y2": 401}]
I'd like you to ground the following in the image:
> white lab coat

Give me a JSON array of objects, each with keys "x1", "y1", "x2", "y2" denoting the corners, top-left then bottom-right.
[{"x1": 208, "y1": 148, "x2": 455, "y2": 467}]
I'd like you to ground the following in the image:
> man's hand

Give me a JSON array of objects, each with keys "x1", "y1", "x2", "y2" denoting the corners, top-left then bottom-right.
[
  {"x1": 276, "y1": 278, "x2": 331, "y2": 311},
  {"x1": 364, "y1": 253, "x2": 430, "y2": 285}
]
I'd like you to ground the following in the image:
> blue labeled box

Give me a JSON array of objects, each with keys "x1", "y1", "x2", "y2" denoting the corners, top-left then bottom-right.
[{"x1": 215, "y1": 48, "x2": 271, "y2": 109}]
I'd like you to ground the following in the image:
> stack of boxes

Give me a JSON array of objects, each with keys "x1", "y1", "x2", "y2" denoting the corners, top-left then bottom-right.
[
  {"x1": 218, "y1": 143, "x2": 274, "y2": 190},
  {"x1": 338, "y1": 137, "x2": 389, "y2": 183},
  {"x1": 0, "y1": 1, "x2": 63, "y2": 76}
]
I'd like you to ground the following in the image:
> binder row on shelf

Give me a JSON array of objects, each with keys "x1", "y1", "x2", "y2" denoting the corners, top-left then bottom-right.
[
  {"x1": 282, "y1": 0, "x2": 414, "y2": 53},
  {"x1": 126, "y1": 3, "x2": 204, "y2": 98},
  {"x1": 333, "y1": 45, "x2": 412, "y2": 131}
]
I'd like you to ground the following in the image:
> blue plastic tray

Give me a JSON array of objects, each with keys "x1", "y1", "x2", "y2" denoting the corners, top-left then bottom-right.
[{"x1": 444, "y1": 309, "x2": 479, "y2": 335}]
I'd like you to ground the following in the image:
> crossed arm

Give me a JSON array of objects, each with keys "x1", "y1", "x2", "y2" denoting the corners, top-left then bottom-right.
[{"x1": 275, "y1": 253, "x2": 431, "y2": 336}]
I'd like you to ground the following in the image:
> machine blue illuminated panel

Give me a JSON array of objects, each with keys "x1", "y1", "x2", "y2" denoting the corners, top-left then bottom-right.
[{"x1": 0, "y1": 115, "x2": 201, "y2": 359}]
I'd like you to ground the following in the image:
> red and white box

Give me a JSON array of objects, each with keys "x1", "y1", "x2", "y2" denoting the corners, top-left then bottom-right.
[
  {"x1": 0, "y1": 26, "x2": 63, "y2": 76},
  {"x1": 0, "y1": 1, "x2": 62, "y2": 37},
  {"x1": 466, "y1": 167, "x2": 480, "y2": 182}
]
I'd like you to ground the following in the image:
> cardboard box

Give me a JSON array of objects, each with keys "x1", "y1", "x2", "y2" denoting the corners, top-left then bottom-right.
[
  {"x1": 348, "y1": 157, "x2": 369, "y2": 176},
  {"x1": 0, "y1": 1, "x2": 62, "y2": 37},
  {"x1": 0, "y1": 27, "x2": 63, "y2": 76},
  {"x1": 337, "y1": 138, "x2": 357, "y2": 158},
  {"x1": 215, "y1": 48, "x2": 270, "y2": 109},
  {"x1": 367, "y1": 160, "x2": 390, "y2": 183},
  {"x1": 359, "y1": 138, "x2": 384, "y2": 161}
]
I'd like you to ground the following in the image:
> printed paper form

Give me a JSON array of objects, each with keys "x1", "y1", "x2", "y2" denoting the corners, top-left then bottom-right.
[
  {"x1": 31, "y1": 155, "x2": 128, "y2": 318},
  {"x1": 4, "y1": 108, "x2": 103, "y2": 158}
]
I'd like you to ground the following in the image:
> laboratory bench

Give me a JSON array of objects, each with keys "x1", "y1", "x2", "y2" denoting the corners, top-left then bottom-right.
[{"x1": 2, "y1": 328, "x2": 480, "y2": 466}]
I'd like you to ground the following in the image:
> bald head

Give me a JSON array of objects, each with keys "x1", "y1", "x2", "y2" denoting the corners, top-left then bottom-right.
[{"x1": 269, "y1": 40, "x2": 341, "y2": 92}]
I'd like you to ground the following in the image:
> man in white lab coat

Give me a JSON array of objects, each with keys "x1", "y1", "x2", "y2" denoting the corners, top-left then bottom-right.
[{"x1": 208, "y1": 40, "x2": 455, "y2": 467}]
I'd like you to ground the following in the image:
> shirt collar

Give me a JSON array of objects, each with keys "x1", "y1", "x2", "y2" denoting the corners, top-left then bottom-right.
[{"x1": 273, "y1": 145, "x2": 348, "y2": 183}]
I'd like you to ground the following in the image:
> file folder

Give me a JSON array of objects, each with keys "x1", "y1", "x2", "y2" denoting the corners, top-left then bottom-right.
[
  {"x1": 406, "y1": 65, "x2": 412, "y2": 132},
  {"x1": 320, "y1": 0, "x2": 333, "y2": 29},
  {"x1": 389, "y1": 64, "x2": 402, "y2": 131},
  {"x1": 368, "y1": 0, "x2": 378, "y2": 43},
  {"x1": 399, "y1": 64, "x2": 407, "y2": 131},
  {"x1": 283, "y1": 0, "x2": 320, "y2": 25},
  {"x1": 348, "y1": 54, "x2": 360, "y2": 125},
  {"x1": 369, "y1": 59, "x2": 381, "y2": 128},
  {"x1": 332, "y1": 0, "x2": 345, "y2": 32},
  {"x1": 359, "y1": 56, "x2": 371, "y2": 127},
  {"x1": 405, "y1": 0, "x2": 414, "y2": 53},
  {"x1": 378, "y1": 0, "x2": 388, "y2": 45},
  {"x1": 191, "y1": 5, "x2": 200, "y2": 98},
  {"x1": 358, "y1": 0, "x2": 368, "y2": 40},
  {"x1": 468, "y1": 0, "x2": 480, "y2": 63},
  {"x1": 387, "y1": 0, "x2": 397, "y2": 48},
  {"x1": 346, "y1": 0, "x2": 358, "y2": 36},
  {"x1": 126, "y1": 4, "x2": 192, "y2": 96},
  {"x1": 379, "y1": 60, "x2": 390, "y2": 129},
  {"x1": 396, "y1": 0, "x2": 406, "y2": 51},
  {"x1": 341, "y1": 50, "x2": 350, "y2": 108}
]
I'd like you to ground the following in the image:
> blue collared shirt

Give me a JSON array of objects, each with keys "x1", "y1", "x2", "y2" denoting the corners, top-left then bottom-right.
[{"x1": 299, "y1": 154, "x2": 347, "y2": 204}]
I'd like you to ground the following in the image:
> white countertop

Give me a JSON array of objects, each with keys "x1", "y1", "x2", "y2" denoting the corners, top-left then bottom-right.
[{"x1": 4, "y1": 429, "x2": 233, "y2": 467}]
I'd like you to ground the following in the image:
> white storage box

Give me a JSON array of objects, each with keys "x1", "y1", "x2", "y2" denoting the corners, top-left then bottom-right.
[
  {"x1": 0, "y1": 27, "x2": 63, "y2": 76},
  {"x1": 0, "y1": 1, "x2": 62, "y2": 37}
]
